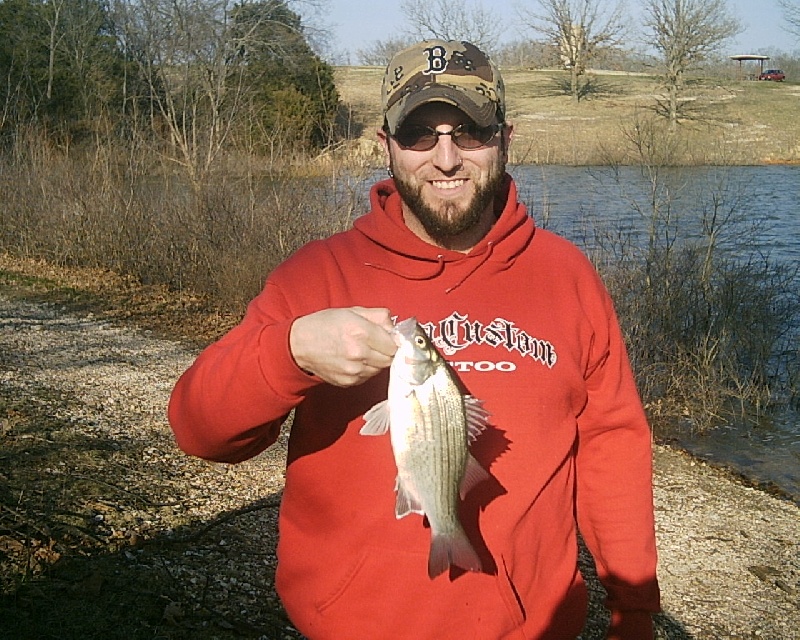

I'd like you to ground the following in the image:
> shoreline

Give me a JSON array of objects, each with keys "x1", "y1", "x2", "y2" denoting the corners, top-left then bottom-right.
[
  {"x1": 667, "y1": 437, "x2": 800, "y2": 506},
  {"x1": 648, "y1": 444, "x2": 798, "y2": 638}
]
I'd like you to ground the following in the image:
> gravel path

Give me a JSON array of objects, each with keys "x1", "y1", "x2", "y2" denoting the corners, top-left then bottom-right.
[{"x1": 1, "y1": 294, "x2": 797, "y2": 639}]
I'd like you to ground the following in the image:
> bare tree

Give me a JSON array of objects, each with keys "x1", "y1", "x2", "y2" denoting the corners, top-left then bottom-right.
[
  {"x1": 41, "y1": 0, "x2": 113, "y2": 110},
  {"x1": 642, "y1": 0, "x2": 741, "y2": 129},
  {"x1": 113, "y1": 0, "x2": 243, "y2": 184},
  {"x1": 518, "y1": 0, "x2": 627, "y2": 102},
  {"x1": 356, "y1": 37, "x2": 415, "y2": 66},
  {"x1": 113, "y1": 0, "x2": 315, "y2": 185},
  {"x1": 777, "y1": 0, "x2": 800, "y2": 40},
  {"x1": 399, "y1": 0, "x2": 502, "y2": 54},
  {"x1": 42, "y1": 0, "x2": 67, "y2": 102}
]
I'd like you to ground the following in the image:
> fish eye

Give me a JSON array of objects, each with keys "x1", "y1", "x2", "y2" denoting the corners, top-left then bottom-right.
[{"x1": 414, "y1": 335, "x2": 426, "y2": 348}]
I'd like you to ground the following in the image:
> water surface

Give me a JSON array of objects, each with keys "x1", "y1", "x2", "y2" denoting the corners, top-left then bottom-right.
[{"x1": 509, "y1": 164, "x2": 799, "y2": 502}]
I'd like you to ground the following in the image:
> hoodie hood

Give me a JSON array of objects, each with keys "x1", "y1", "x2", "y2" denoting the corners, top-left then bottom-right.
[{"x1": 353, "y1": 174, "x2": 536, "y2": 292}]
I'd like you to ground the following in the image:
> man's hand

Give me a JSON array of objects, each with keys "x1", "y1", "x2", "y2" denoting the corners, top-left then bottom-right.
[{"x1": 289, "y1": 307, "x2": 397, "y2": 387}]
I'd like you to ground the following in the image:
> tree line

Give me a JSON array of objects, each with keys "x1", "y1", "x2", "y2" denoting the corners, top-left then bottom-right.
[
  {"x1": 3, "y1": 0, "x2": 798, "y2": 168},
  {"x1": 0, "y1": 0, "x2": 339, "y2": 180},
  {"x1": 357, "y1": 0, "x2": 799, "y2": 125}
]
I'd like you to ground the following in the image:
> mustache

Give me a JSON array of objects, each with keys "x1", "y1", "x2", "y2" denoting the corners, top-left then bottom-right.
[{"x1": 390, "y1": 163, "x2": 505, "y2": 243}]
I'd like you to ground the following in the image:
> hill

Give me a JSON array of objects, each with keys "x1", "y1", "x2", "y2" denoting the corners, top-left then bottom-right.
[{"x1": 333, "y1": 66, "x2": 800, "y2": 166}]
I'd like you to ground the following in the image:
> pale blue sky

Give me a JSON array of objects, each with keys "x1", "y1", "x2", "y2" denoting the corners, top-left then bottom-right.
[{"x1": 319, "y1": 0, "x2": 798, "y2": 63}]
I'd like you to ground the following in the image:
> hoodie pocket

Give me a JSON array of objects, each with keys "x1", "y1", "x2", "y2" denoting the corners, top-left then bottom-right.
[
  {"x1": 315, "y1": 546, "x2": 426, "y2": 616},
  {"x1": 497, "y1": 554, "x2": 527, "y2": 628},
  {"x1": 314, "y1": 546, "x2": 528, "y2": 639},
  {"x1": 315, "y1": 548, "x2": 373, "y2": 615}
]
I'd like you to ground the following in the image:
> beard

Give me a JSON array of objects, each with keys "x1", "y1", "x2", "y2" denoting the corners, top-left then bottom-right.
[{"x1": 391, "y1": 157, "x2": 506, "y2": 246}]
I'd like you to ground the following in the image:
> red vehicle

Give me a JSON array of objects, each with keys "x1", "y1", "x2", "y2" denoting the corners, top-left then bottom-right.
[{"x1": 758, "y1": 69, "x2": 785, "y2": 81}]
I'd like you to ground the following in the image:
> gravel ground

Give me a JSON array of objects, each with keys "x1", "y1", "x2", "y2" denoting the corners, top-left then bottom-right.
[{"x1": 0, "y1": 293, "x2": 798, "y2": 639}]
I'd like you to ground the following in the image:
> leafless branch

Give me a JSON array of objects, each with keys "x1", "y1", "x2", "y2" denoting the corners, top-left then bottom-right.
[
  {"x1": 517, "y1": 0, "x2": 627, "y2": 101},
  {"x1": 399, "y1": 0, "x2": 503, "y2": 54}
]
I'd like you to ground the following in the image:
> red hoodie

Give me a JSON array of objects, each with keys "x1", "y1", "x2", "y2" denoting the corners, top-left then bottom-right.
[{"x1": 168, "y1": 176, "x2": 660, "y2": 639}]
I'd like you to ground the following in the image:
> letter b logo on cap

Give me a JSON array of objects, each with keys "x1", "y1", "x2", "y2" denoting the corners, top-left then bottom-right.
[{"x1": 423, "y1": 45, "x2": 449, "y2": 75}]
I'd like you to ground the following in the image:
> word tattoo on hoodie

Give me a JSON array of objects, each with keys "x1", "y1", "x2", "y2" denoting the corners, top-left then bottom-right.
[{"x1": 418, "y1": 312, "x2": 558, "y2": 371}]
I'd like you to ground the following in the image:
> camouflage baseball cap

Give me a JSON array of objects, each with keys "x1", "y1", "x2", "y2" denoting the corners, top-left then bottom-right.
[{"x1": 381, "y1": 40, "x2": 505, "y2": 134}]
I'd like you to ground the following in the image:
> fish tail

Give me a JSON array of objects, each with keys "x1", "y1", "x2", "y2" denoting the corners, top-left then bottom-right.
[{"x1": 428, "y1": 530, "x2": 483, "y2": 579}]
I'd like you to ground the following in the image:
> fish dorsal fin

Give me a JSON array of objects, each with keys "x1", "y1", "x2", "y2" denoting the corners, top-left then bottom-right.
[
  {"x1": 460, "y1": 454, "x2": 490, "y2": 499},
  {"x1": 464, "y1": 395, "x2": 490, "y2": 442},
  {"x1": 360, "y1": 400, "x2": 390, "y2": 436}
]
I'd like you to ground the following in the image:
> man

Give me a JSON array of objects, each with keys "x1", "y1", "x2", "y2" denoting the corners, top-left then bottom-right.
[{"x1": 169, "y1": 40, "x2": 660, "y2": 639}]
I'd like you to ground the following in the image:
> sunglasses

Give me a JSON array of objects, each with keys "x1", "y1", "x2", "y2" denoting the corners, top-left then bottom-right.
[{"x1": 391, "y1": 122, "x2": 504, "y2": 151}]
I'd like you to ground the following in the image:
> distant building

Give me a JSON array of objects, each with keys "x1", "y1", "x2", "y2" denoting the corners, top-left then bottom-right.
[{"x1": 730, "y1": 54, "x2": 770, "y2": 80}]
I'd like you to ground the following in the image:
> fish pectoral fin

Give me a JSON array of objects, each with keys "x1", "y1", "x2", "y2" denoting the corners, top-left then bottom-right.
[
  {"x1": 459, "y1": 454, "x2": 491, "y2": 499},
  {"x1": 360, "y1": 400, "x2": 390, "y2": 436},
  {"x1": 395, "y1": 478, "x2": 424, "y2": 519},
  {"x1": 464, "y1": 395, "x2": 491, "y2": 442}
]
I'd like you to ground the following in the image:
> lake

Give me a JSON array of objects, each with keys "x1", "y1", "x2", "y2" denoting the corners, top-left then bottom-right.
[
  {"x1": 508, "y1": 164, "x2": 799, "y2": 503},
  {"x1": 508, "y1": 164, "x2": 800, "y2": 267}
]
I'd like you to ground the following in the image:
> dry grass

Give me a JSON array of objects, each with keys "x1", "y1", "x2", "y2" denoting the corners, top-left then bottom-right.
[{"x1": 333, "y1": 66, "x2": 800, "y2": 166}]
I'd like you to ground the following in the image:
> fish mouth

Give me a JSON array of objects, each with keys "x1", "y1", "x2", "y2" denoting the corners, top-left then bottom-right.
[{"x1": 393, "y1": 317, "x2": 418, "y2": 342}]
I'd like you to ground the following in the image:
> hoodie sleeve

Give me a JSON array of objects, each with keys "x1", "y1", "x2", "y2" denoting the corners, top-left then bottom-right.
[
  {"x1": 168, "y1": 279, "x2": 319, "y2": 463},
  {"x1": 574, "y1": 278, "x2": 661, "y2": 636}
]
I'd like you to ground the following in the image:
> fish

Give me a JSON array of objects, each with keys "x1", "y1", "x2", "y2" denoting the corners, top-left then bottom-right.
[{"x1": 360, "y1": 317, "x2": 491, "y2": 579}]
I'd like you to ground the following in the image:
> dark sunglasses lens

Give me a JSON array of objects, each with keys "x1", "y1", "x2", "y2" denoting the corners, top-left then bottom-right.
[
  {"x1": 394, "y1": 126, "x2": 437, "y2": 151},
  {"x1": 452, "y1": 124, "x2": 496, "y2": 149},
  {"x1": 393, "y1": 123, "x2": 500, "y2": 151}
]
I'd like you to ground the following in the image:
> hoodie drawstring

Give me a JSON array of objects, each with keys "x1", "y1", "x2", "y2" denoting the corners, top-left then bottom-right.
[
  {"x1": 445, "y1": 241, "x2": 495, "y2": 294},
  {"x1": 364, "y1": 255, "x2": 446, "y2": 281},
  {"x1": 366, "y1": 243, "x2": 497, "y2": 294}
]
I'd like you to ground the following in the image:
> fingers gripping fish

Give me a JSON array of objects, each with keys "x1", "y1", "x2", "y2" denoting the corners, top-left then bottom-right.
[{"x1": 361, "y1": 317, "x2": 491, "y2": 579}]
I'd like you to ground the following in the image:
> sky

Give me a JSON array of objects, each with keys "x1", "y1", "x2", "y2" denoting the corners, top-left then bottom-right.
[{"x1": 317, "y1": 0, "x2": 798, "y2": 64}]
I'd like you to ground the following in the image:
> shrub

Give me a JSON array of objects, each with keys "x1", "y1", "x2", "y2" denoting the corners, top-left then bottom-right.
[{"x1": 0, "y1": 132, "x2": 368, "y2": 313}]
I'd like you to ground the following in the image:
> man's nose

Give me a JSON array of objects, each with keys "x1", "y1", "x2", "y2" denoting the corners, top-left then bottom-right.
[{"x1": 431, "y1": 129, "x2": 462, "y2": 172}]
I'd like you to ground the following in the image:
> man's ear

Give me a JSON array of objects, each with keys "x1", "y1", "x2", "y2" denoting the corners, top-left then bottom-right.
[
  {"x1": 501, "y1": 121, "x2": 514, "y2": 162},
  {"x1": 377, "y1": 127, "x2": 393, "y2": 173}
]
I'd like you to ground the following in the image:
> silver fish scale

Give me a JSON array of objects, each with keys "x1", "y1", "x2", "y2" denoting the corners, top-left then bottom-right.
[{"x1": 402, "y1": 370, "x2": 469, "y2": 527}]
